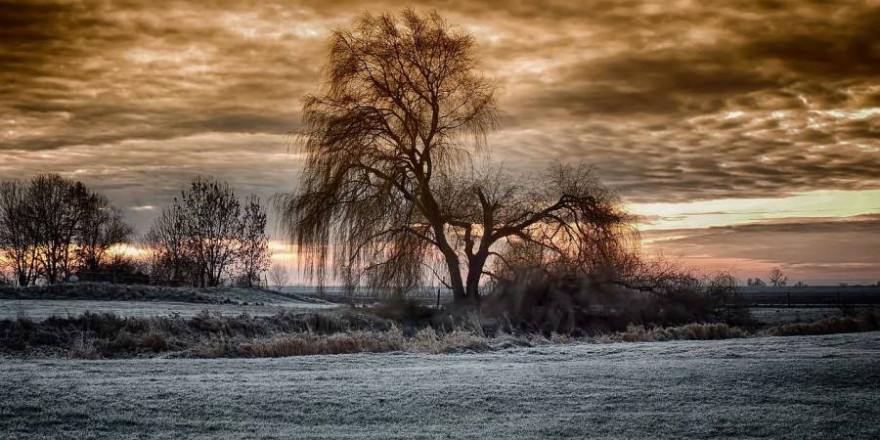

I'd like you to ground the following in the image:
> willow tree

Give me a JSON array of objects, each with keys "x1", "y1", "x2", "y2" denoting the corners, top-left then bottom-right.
[{"x1": 281, "y1": 10, "x2": 633, "y2": 306}]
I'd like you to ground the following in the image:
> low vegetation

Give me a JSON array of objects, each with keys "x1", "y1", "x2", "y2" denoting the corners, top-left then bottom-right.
[
  {"x1": 485, "y1": 269, "x2": 751, "y2": 335},
  {"x1": 766, "y1": 313, "x2": 879, "y2": 337},
  {"x1": 1, "y1": 306, "x2": 876, "y2": 359}
]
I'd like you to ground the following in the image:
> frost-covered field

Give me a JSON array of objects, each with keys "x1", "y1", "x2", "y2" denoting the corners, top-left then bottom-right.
[
  {"x1": 0, "y1": 299, "x2": 334, "y2": 320},
  {"x1": 2, "y1": 332, "x2": 879, "y2": 439}
]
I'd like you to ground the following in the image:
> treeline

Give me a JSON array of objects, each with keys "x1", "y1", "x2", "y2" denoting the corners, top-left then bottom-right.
[
  {"x1": 0, "y1": 174, "x2": 270, "y2": 288},
  {"x1": 0, "y1": 175, "x2": 132, "y2": 286}
]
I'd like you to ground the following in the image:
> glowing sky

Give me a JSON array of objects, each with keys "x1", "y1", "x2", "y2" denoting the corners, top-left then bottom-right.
[{"x1": 2, "y1": 0, "x2": 879, "y2": 283}]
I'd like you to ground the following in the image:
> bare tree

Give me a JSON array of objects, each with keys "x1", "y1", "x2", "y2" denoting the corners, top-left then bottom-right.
[
  {"x1": 268, "y1": 264, "x2": 290, "y2": 289},
  {"x1": 280, "y1": 10, "x2": 633, "y2": 307},
  {"x1": 77, "y1": 200, "x2": 134, "y2": 280},
  {"x1": 0, "y1": 180, "x2": 38, "y2": 286},
  {"x1": 181, "y1": 177, "x2": 243, "y2": 287},
  {"x1": 237, "y1": 196, "x2": 271, "y2": 287},
  {"x1": 1, "y1": 174, "x2": 133, "y2": 285},
  {"x1": 149, "y1": 177, "x2": 270, "y2": 288},
  {"x1": 768, "y1": 267, "x2": 787, "y2": 287},
  {"x1": 23, "y1": 175, "x2": 95, "y2": 284},
  {"x1": 146, "y1": 203, "x2": 193, "y2": 285}
]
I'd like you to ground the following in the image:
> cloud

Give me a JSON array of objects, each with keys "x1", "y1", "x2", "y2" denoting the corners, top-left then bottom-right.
[
  {"x1": 3, "y1": 1, "x2": 879, "y2": 204},
  {"x1": 1, "y1": 0, "x2": 879, "y2": 281},
  {"x1": 642, "y1": 215, "x2": 880, "y2": 282}
]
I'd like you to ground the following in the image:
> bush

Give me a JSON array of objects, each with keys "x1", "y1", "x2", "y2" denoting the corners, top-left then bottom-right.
[{"x1": 484, "y1": 270, "x2": 751, "y2": 335}]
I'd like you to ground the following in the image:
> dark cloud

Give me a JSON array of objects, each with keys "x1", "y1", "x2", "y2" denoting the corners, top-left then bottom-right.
[{"x1": 1, "y1": 0, "x2": 878, "y2": 281}]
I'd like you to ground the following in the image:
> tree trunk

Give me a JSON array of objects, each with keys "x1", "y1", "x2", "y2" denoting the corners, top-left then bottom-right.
[
  {"x1": 445, "y1": 256, "x2": 467, "y2": 304},
  {"x1": 446, "y1": 254, "x2": 488, "y2": 309},
  {"x1": 464, "y1": 256, "x2": 487, "y2": 308}
]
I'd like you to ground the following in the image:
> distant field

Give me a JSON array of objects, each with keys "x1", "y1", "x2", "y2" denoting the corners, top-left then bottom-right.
[
  {"x1": 2, "y1": 332, "x2": 878, "y2": 439},
  {"x1": 0, "y1": 299, "x2": 333, "y2": 320},
  {"x1": 741, "y1": 286, "x2": 880, "y2": 306},
  {"x1": 0, "y1": 284, "x2": 336, "y2": 320},
  {"x1": 289, "y1": 285, "x2": 880, "y2": 308}
]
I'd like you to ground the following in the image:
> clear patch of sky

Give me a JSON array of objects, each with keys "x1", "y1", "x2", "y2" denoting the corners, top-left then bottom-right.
[{"x1": 630, "y1": 189, "x2": 880, "y2": 231}]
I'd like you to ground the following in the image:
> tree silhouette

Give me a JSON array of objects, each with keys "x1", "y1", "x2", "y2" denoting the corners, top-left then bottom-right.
[
  {"x1": 268, "y1": 264, "x2": 290, "y2": 289},
  {"x1": 768, "y1": 267, "x2": 787, "y2": 287},
  {"x1": 0, "y1": 175, "x2": 133, "y2": 285},
  {"x1": 237, "y1": 195, "x2": 271, "y2": 288},
  {"x1": 281, "y1": 10, "x2": 633, "y2": 306},
  {"x1": 77, "y1": 200, "x2": 133, "y2": 280},
  {"x1": 0, "y1": 180, "x2": 38, "y2": 286},
  {"x1": 146, "y1": 201, "x2": 193, "y2": 285},
  {"x1": 182, "y1": 177, "x2": 243, "y2": 287},
  {"x1": 148, "y1": 177, "x2": 270, "y2": 287}
]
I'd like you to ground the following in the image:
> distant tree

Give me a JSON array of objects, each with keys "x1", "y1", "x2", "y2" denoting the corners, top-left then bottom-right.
[
  {"x1": 0, "y1": 174, "x2": 130, "y2": 286},
  {"x1": 24, "y1": 175, "x2": 95, "y2": 284},
  {"x1": 280, "y1": 10, "x2": 633, "y2": 307},
  {"x1": 148, "y1": 177, "x2": 269, "y2": 287},
  {"x1": 236, "y1": 196, "x2": 271, "y2": 288},
  {"x1": 146, "y1": 203, "x2": 194, "y2": 285},
  {"x1": 751, "y1": 277, "x2": 766, "y2": 287},
  {"x1": 181, "y1": 177, "x2": 242, "y2": 287},
  {"x1": 768, "y1": 267, "x2": 787, "y2": 287},
  {"x1": 794, "y1": 281, "x2": 807, "y2": 288},
  {"x1": 0, "y1": 180, "x2": 38, "y2": 286},
  {"x1": 76, "y1": 199, "x2": 134, "y2": 280},
  {"x1": 268, "y1": 264, "x2": 290, "y2": 289}
]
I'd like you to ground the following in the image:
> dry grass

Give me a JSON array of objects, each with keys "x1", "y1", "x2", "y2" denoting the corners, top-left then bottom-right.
[
  {"x1": 764, "y1": 313, "x2": 878, "y2": 337},
  {"x1": 2, "y1": 309, "x2": 878, "y2": 359},
  {"x1": 595, "y1": 322, "x2": 748, "y2": 343},
  {"x1": 69, "y1": 332, "x2": 101, "y2": 359},
  {"x1": 234, "y1": 326, "x2": 490, "y2": 357}
]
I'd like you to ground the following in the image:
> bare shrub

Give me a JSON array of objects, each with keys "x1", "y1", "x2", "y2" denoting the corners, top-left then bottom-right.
[
  {"x1": 239, "y1": 327, "x2": 406, "y2": 357},
  {"x1": 70, "y1": 332, "x2": 101, "y2": 359},
  {"x1": 140, "y1": 332, "x2": 170, "y2": 352},
  {"x1": 766, "y1": 313, "x2": 878, "y2": 337},
  {"x1": 486, "y1": 261, "x2": 750, "y2": 335},
  {"x1": 603, "y1": 323, "x2": 747, "y2": 343}
]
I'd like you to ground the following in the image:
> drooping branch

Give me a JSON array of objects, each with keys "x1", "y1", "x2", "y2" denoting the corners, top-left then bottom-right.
[{"x1": 280, "y1": 10, "x2": 635, "y2": 305}]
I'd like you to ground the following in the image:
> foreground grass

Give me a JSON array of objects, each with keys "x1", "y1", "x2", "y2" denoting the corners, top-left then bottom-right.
[
  {"x1": 2, "y1": 332, "x2": 879, "y2": 439},
  {"x1": 1, "y1": 308, "x2": 877, "y2": 359}
]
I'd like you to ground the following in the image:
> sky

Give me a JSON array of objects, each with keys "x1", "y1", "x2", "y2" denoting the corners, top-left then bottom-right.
[{"x1": 2, "y1": 0, "x2": 879, "y2": 284}]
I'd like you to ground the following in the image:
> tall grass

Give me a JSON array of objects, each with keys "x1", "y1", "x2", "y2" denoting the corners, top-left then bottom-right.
[{"x1": 1, "y1": 310, "x2": 877, "y2": 359}]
